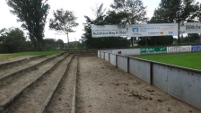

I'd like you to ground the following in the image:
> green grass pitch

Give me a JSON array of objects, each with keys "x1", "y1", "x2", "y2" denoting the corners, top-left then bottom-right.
[{"x1": 135, "y1": 52, "x2": 201, "y2": 70}]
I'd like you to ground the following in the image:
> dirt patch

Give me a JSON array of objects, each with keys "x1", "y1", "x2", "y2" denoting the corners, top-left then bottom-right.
[{"x1": 77, "y1": 56, "x2": 201, "y2": 113}]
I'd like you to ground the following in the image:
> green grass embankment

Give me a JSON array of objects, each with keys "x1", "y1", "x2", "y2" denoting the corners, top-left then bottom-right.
[{"x1": 0, "y1": 51, "x2": 60, "y2": 61}]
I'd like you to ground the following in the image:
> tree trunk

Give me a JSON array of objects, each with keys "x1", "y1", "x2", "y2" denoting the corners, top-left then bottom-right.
[
  {"x1": 37, "y1": 38, "x2": 44, "y2": 51},
  {"x1": 67, "y1": 32, "x2": 69, "y2": 48}
]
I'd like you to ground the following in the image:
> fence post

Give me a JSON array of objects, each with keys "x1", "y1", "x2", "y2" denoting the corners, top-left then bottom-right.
[
  {"x1": 150, "y1": 62, "x2": 153, "y2": 85},
  {"x1": 116, "y1": 55, "x2": 118, "y2": 67},
  {"x1": 127, "y1": 57, "x2": 130, "y2": 73},
  {"x1": 108, "y1": 53, "x2": 110, "y2": 63},
  {"x1": 103, "y1": 52, "x2": 105, "y2": 60},
  {"x1": 100, "y1": 51, "x2": 102, "y2": 58}
]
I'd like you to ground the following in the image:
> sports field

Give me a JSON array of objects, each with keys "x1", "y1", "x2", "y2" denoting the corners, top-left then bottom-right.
[{"x1": 135, "y1": 52, "x2": 201, "y2": 70}]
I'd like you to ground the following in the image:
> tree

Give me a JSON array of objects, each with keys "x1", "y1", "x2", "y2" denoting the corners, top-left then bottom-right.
[
  {"x1": 92, "y1": 3, "x2": 106, "y2": 20},
  {"x1": 149, "y1": 0, "x2": 199, "y2": 45},
  {"x1": 56, "y1": 39, "x2": 64, "y2": 49},
  {"x1": 110, "y1": 0, "x2": 148, "y2": 24},
  {"x1": 109, "y1": 0, "x2": 148, "y2": 47},
  {"x1": 197, "y1": 3, "x2": 201, "y2": 22},
  {"x1": 82, "y1": 15, "x2": 130, "y2": 49},
  {"x1": 82, "y1": 3, "x2": 130, "y2": 49},
  {"x1": 44, "y1": 38, "x2": 56, "y2": 50},
  {"x1": 149, "y1": 0, "x2": 199, "y2": 23},
  {"x1": 104, "y1": 11, "x2": 130, "y2": 24},
  {"x1": 0, "y1": 28, "x2": 28, "y2": 53},
  {"x1": 7, "y1": 0, "x2": 50, "y2": 51},
  {"x1": 0, "y1": 28, "x2": 6, "y2": 36},
  {"x1": 49, "y1": 9, "x2": 79, "y2": 47}
]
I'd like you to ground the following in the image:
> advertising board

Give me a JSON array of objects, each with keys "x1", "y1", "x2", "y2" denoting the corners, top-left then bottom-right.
[
  {"x1": 180, "y1": 23, "x2": 201, "y2": 34},
  {"x1": 167, "y1": 46, "x2": 191, "y2": 53},
  {"x1": 128, "y1": 23, "x2": 178, "y2": 37},
  {"x1": 141, "y1": 47, "x2": 167, "y2": 55},
  {"x1": 91, "y1": 24, "x2": 127, "y2": 37},
  {"x1": 191, "y1": 45, "x2": 201, "y2": 52}
]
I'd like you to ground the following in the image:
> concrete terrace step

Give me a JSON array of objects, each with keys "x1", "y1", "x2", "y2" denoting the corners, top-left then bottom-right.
[
  {"x1": 38, "y1": 55, "x2": 75, "y2": 113},
  {"x1": 44, "y1": 56, "x2": 78, "y2": 113},
  {"x1": 0, "y1": 55, "x2": 46, "y2": 70},
  {"x1": 0, "y1": 53, "x2": 69, "y2": 112},
  {"x1": 0, "y1": 53, "x2": 66, "y2": 86},
  {"x1": 4, "y1": 54, "x2": 74, "y2": 113}
]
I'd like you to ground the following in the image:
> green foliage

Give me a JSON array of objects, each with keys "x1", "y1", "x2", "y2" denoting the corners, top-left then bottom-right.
[
  {"x1": 82, "y1": 1, "x2": 148, "y2": 49},
  {"x1": 85, "y1": 37, "x2": 130, "y2": 49},
  {"x1": 56, "y1": 39, "x2": 65, "y2": 49},
  {"x1": 138, "y1": 36, "x2": 173, "y2": 46},
  {"x1": 135, "y1": 52, "x2": 201, "y2": 70},
  {"x1": 92, "y1": 3, "x2": 106, "y2": 19},
  {"x1": 181, "y1": 33, "x2": 200, "y2": 43},
  {"x1": 104, "y1": 11, "x2": 129, "y2": 24},
  {"x1": 0, "y1": 28, "x2": 32, "y2": 53},
  {"x1": 44, "y1": 38, "x2": 56, "y2": 50},
  {"x1": 44, "y1": 38, "x2": 65, "y2": 50},
  {"x1": 149, "y1": 0, "x2": 199, "y2": 23},
  {"x1": 68, "y1": 41, "x2": 85, "y2": 49},
  {"x1": 110, "y1": 0, "x2": 148, "y2": 24},
  {"x1": 82, "y1": 16, "x2": 130, "y2": 48},
  {"x1": 7, "y1": 0, "x2": 50, "y2": 51},
  {"x1": 49, "y1": 9, "x2": 79, "y2": 46}
]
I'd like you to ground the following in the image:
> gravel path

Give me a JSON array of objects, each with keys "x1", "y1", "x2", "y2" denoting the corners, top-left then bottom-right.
[{"x1": 77, "y1": 56, "x2": 201, "y2": 113}]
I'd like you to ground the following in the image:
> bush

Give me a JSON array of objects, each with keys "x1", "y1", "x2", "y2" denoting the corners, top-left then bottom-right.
[
  {"x1": 0, "y1": 28, "x2": 31, "y2": 53},
  {"x1": 138, "y1": 36, "x2": 173, "y2": 46},
  {"x1": 85, "y1": 37, "x2": 130, "y2": 49}
]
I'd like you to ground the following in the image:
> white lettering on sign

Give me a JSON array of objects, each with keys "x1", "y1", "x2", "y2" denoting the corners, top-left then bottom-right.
[
  {"x1": 128, "y1": 23, "x2": 178, "y2": 37},
  {"x1": 181, "y1": 23, "x2": 201, "y2": 33},
  {"x1": 186, "y1": 25, "x2": 201, "y2": 30},
  {"x1": 168, "y1": 46, "x2": 191, "y2": 53},
  {"x1": 92, "y1": 30, "x2": 127, "y2": 37},
  {"x1": 91, "y1": 24, "x2": 127, "y2": 37}
]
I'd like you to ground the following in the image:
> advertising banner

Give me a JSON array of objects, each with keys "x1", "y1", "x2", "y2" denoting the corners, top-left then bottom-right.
[
  {"x1": 91, "y1": 24, "x2": 127, "y2": 37},
  {"x1": 167, "y1": 46, "x2": 191, "y2": 53},
  {"x1": 191, "y1": 45, "x2": 201, "y2": 52},
  {"x1": 180, "y1": 23, "x2": 201, "y2": 34},
  {"x1": 128, "y1": 23, "x2": 178, "y2": 37},
  {"x1": 141, "y1": 47, "x2": 167, "y2": 55}
]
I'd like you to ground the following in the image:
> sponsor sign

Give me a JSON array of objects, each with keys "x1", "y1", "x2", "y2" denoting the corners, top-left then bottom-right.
[
  {"x1": 180, "y1": 23, "x2": 201, "y2": 34},
  {"x1": 141, "y1": 47, "x2": 167, "y2": 55},
  {"x1": 191, "y1": 45, "x2": 201, "y2": 52},
  {"x1": 128, "y1": 23, "x2": 178, "y2": 37},
  {"x1": 91, "y1": 24, "x2": 127, "y2": 37},
  {"x1": 167, "y1": 46, "x2": 191, "y2": 53}
]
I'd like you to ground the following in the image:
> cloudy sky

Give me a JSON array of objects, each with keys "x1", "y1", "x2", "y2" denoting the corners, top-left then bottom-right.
[{"x1": 0, "y1": 0, "x2": 200, "y2": 42}]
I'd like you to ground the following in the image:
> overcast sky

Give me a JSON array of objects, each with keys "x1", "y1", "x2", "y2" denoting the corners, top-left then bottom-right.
[{"x1": 0, "y1": 0, "x2": 200, "y2": 42}]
